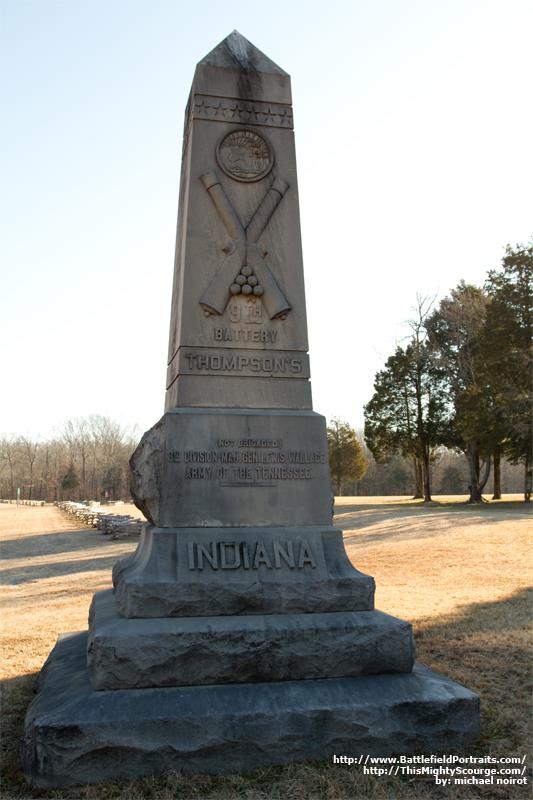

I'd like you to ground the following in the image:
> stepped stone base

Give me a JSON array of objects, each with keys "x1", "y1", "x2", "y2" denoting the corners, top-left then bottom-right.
[
  {"x1": 23, "y1": 632, "x2": 480, "y2": 788},
  {"x1": 87, "y1": 589, "x2": 415, "y2": 690},
  {"x1": 113, "y1": 525, "x2": 375, "y2": 618}
]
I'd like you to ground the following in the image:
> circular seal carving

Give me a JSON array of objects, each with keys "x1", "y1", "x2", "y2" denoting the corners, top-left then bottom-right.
[{"x1": 216, "y1": 129, "x2": 274, "y2": 182}]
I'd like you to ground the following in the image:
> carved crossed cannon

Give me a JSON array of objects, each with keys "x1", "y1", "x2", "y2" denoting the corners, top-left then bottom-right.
[{"x1": 200, "y1": 172, "x2": 291, "y2": 320}]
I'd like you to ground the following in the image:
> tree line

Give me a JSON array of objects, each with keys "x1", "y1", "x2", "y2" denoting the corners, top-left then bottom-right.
[
  {"x1": 363, "y1": 241, "x2": 532, "y2": 502},
  {"x1": 0, "y1": 416, "x2": 137, "y2": 502},
  {"x1": 3, "y1": 242, "x2": 530, "y2": 505}
]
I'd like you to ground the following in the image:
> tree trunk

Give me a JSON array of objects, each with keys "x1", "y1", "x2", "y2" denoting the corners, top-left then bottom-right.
[
  {"x1": 422, "y1": 447, "x2": 432, "y2": 502},
  {"x1": 43, "y1": 448, "x2": 49, "y2": 503},
  {"x1": 467, "y1": 446, "x2": 491, "y2": 503},
  {"x1": 81, "y1": 451, "x2": 87, "y2": 501},
  {"x1": 525, "y1": 452, "x2": 532, "y2": 503},
  {"x1": 413, "y1": 356, "x2": 431, "y2": 502},
  {"x1": 466, "y1": 444, "x2": 488, "y2": 503},
  {"x1": 412, "y1": 458, "x2": 423, "y2": 499},
  {"x1": 492, "y1": 445, "x2": 501, "y2": 500},
  {"x1": 8, "y1": 461, "x2": 14, "y2": 500},
  {"x1": 479, "y1": 457, "x2": 491, "y2": 494}
]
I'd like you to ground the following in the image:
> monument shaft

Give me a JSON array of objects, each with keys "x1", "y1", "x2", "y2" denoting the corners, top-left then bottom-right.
[{"x1": 165, "y1": 37, "x2": 310, "y2": 411}]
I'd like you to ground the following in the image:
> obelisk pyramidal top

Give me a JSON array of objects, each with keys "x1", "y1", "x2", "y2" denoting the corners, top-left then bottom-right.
[{"x1": 165, "y1": 31, "x2": 311, "y2": 411}]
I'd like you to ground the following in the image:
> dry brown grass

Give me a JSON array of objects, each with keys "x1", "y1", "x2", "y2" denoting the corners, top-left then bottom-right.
[{"x1": 1, "y1": 498, "x2": 531, "y2": 800}]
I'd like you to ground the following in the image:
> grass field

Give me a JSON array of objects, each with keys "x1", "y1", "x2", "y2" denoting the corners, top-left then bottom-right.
[{"x1": 1, "y1": 498, "x2": 531, "y2": 799}]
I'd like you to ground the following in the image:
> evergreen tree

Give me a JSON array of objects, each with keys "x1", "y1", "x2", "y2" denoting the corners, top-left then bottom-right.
[
  {"x1": 327, "y1": 419, "x2": 368, "y2": 495},
  {"x1": 426, "y1": 282, "x2": 493, "y2": 503},
  {"x1": 364, "y1": 339, "x2": 449, "y2": 502},
  {"x1": 483, "y1": 241, "x2": 533, "y2": 500}
]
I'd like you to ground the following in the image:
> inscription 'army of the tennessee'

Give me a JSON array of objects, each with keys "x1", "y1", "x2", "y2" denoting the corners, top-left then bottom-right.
[
  {"x1": 187, "y1": 539, "x2": 316, "y2": 571},
  {"x1": 185, "y1": 465, "x2": 312, "y2": 481},
  {"x1": 168, "y1": 444, "x2": 326, "y2": 484}
]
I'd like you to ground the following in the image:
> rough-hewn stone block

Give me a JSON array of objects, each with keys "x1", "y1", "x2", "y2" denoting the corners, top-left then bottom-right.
[
  {"x1": 87, "y1": 589, "x2": 414, "y2": 690},
  {"x1": 112, "y1": 525, "x2": 375, "y2": 618},
  {"x1": 23, "y1": 632, "x2": 480, "y2": 788}
]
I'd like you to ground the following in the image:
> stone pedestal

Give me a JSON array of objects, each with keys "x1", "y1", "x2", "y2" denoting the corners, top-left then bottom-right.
[
  {"x1": 23, "y1": 633, "x2": 479, "y2": 789},
  {"x1": 128, "y1": 409, "x2": 334, "y2": 530},
  {"x1": 112, "y1": 525, "x2": 375, "y2": 617},
  {"x1": 23, "y1": 31, "x2": 479, "y2": 788},
  {"x1": 87, "y1": 589, "x2": 415, "y2": 690}
]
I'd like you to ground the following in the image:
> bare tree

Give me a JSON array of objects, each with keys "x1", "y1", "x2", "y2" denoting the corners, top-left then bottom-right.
[
  {"x1": 0, "y1": 436, "x2": 19, "y2": 499},
  {"x1": 20, "y1": 437, "x2": 39, "y2": 500},
  {"x1": 0, "y1": 416, "x2": 138, "y2": 502}
]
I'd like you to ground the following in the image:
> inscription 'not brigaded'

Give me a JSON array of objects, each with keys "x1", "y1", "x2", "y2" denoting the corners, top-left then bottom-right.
[{"x1": 187, "y1": 539, "x2": 316, "y2": 571}]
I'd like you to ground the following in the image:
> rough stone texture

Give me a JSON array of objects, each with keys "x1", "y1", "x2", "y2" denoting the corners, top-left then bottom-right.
[
  {"x1": 112, "y1": 526, "x2": 375, "y2": 618},
  {"x1": 130, "y1": 408, "x2": 332, "y2": 528},
  {"x1": 87, "y1": 589, "x2": 414, "y2": 690},
  {"x1": 23, "y1": 632, "x2": 480, "y2": 788}
]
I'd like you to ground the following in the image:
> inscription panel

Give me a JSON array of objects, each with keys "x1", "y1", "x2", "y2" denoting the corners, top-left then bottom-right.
[
  {"x1": 214, "y1": 326, "x2": 278, "y2": 344},
  {"x1": 159, "y1": 410, "x2": 332, "y2": 527},
  {"x1": 226, "y1": 296, "x2": 267, "y2": 324},
  {"x1": 187, "y1": 539, "x2": 316, "y2": 571},
  {"x1": 168, "y1": 440, "x2": 325, "y2": 487},
  {"x1": 167, "y1": 347, "x2": 310, "y2": 386},
  {"x1": 174, "y1": 526, "x2": 329, "y2": 582}
]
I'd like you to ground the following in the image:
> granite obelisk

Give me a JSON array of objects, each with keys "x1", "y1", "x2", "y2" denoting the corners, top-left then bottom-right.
[{"x1": 23, "y1": 32, "x2": 479, "y2": 788}]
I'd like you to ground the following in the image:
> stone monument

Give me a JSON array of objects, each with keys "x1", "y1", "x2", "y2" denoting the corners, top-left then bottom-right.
[{"x1": 23, "y1": 32, "x2": 479, "y2": 788}]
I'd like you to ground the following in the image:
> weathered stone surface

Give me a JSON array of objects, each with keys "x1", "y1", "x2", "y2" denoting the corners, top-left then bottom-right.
[
  {"x1": 87, "y1": 589, "x2": 414, "y2": 690},
  {"x1": 112, "y1": 525, "x2": 375, "y2": 618},
  {"x1": 165, "y1": 32, "x2": 310, "y2": 413},
  {"x1": 22, "y1": 32, "x2": 481, "y2": 790},
  {"x1": 130, "y1": 408, "x2": 332, "y2": 528},
  {"x1": 192, "y1": 30, "x2": 292, "y2": 104},
  {"x1": 23, "y1": 632, "x2": 480, "y2": 788},
  {"x1": 165, "y1": 374, "x2": 313, "y2": 411}
]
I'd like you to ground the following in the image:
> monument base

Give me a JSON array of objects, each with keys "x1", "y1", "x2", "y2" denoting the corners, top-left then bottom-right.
[
  {"x1": 23, "y1": 632, "x2": 480, "y2": 788},
  {"x1": 87, "y1": 589, "x2": 414, "y2": 689},
  {"x1": 113, "y1": 525, "x2": 375, "y2": 618}
]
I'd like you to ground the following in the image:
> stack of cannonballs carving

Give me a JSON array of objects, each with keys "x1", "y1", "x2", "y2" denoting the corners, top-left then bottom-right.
[{"x1": 230, "y1": 265, "x2": 264, "y2": 297}]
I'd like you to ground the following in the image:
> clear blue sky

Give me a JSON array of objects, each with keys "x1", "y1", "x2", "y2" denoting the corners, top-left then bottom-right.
[{"x1": 1, "y1": 0, "x2": 532, "y2": 440}]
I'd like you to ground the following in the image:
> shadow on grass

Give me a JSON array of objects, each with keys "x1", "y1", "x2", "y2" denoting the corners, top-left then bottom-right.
[
  {"x1": 0, "y1": 529, "x2": 133, "y2": 561},
  {"x1": 413, "y1": 587, "x2": 533, "y2": 757},
  {"x1": 336, "y1": 501, "x2": 531, "y2": 547},
  {"x1": 1, "y1": 589, "x2": 531, "y2": 800},
  {"x1": 335, "y1": 499, "x2": 530, "y2": 516},
  {"x1": 1, "y1": 525, "x2": 138, "y2": 585},
  {"x1": 1, "y1": 553, "x2": 134, "y2": 585}
]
